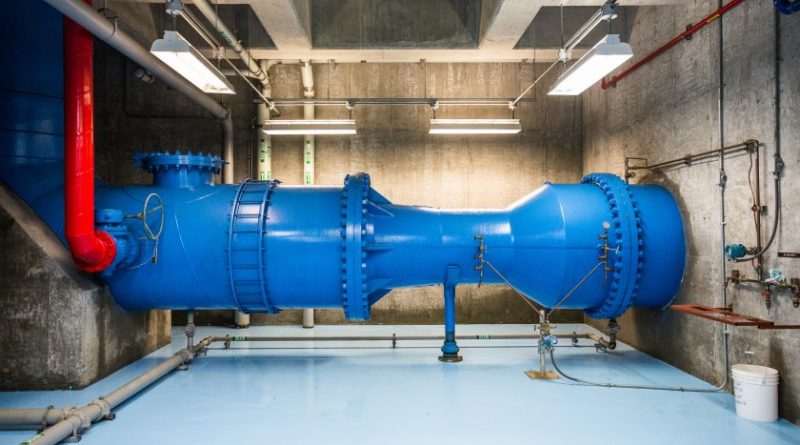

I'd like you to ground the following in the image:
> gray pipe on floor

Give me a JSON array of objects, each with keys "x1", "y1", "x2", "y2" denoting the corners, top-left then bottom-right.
[
  {"x1": 0, "y1": 409, "x2": 65, "y2": 428},
  {"x1": 2, "y1": 331, "x2": 611, "y2": 441},
  {"x1": 9, "y1": 338, "x2": 212, "y2": 445}
]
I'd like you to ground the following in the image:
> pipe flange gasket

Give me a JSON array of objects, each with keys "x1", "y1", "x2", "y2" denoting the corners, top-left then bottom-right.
[
  {"x1": 581, "y1": 173, "x2": 642, "y2": 319},
  {"x1": 341, "y1": 173, "x2": 370, "y2": 320},
  {"x1": 227, "y1": 179, "x2": 280, "y2": 313}
]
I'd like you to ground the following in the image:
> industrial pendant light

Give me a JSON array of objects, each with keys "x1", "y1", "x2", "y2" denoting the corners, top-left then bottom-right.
[
  {"x1": 429, "y1": 119, "x2": 522, "y2": 135},
  {"x1": 150, "y1": 31, "x2": 235, "y2": 95},
  {"x1": 263, "y1": 119, "x2": 357, "y2": 135},
  {"x1": 548, "y1": 34, "x2": 633, "y2": 96}
]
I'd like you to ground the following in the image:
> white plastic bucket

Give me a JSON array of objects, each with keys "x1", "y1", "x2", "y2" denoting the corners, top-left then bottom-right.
[{"x1": 732, "y1": 364, "x2": 779, "y2": 422}]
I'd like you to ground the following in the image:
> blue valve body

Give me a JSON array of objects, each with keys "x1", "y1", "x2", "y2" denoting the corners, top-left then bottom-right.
[{"x1": 725, "y1": 243, "x2": 748, "y2": 260}]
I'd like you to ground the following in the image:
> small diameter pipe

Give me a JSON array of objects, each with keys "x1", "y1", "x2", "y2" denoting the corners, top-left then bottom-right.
[
  {"x1": 626, "y1": 140, "x2": 757, "y2": 172},
  {"x1": 15, "y1": 338, "x2": 212, "y2": 445},
  {"x1": 213, "y1": 332, "x2": 606, "y2": 343},
  {"x1": 735, "y1": 9, "x2": 785, "y2": 264},
  {"x1": 191, "y1": 0, "x2": 266, "y2": 84},
  {"x1": 62, "y1": 0, "x2": 116, "y2": 272},
  {"x1": 601, "y1": 0, "x2": 747, "y2": 89},
  {"x1": 0, "y1": 409, "x2": 65, "y2": 429}
]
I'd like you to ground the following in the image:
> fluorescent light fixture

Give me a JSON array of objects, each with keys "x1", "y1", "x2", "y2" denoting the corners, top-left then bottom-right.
[
  {"x1": 548, "y1": 34, "x2": 633, "y2": 96},
  {"x1": 150, "y1": 31, "x2": 235, "y2": 95},
  {"x1": 263, "y1": 120, "x2": 357, "y2": 135},
  {"x1": 429, "y1": 119, "x2": 522, "y2": 135}
]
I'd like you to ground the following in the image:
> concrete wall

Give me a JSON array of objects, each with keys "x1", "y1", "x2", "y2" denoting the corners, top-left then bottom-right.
[
  {"x1": 0, "y1": 183, "x2": 171, "y2": 390},
  {"x1": 582, "y1": 2, "x2": 800, "y2": 424}
]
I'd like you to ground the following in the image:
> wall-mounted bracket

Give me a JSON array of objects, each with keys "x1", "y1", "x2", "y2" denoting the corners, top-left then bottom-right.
[{"x1": 671, "y1": 304, "x2": 800, "y2": 329}]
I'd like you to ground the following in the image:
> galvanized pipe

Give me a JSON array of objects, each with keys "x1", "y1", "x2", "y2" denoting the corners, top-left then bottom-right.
[
  {"x1": 191, "y1": 0, "x2": 267, "y2": 84},
  {"x1": 0, "y1": 409, "x2": 65, "y2": 428}
]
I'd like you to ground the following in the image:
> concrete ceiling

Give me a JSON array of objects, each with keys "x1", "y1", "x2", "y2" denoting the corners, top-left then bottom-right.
[{"x1": 119, "y1": 0, "x2": 684, "y2": 62}]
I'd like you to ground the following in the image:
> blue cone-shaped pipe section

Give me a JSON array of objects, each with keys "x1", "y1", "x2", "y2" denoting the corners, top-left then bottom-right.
[{"x1": 1, "y1": 152, "x2": 686, "y2": 320}]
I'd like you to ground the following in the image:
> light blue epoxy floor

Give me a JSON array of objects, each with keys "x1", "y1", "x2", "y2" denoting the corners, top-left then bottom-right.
[{"x1": 2, "y1": 324, "x2": 799, "y2": 445}]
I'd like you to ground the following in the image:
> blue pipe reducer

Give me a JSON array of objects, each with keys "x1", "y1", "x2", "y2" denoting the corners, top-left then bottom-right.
[{"x1": 3, "y1": 152, "x2": 686, "y2": 360}]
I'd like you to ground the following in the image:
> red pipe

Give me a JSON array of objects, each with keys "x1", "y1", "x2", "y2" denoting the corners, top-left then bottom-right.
[
  {"x1": 63, "y1": 0, "x2": 116, "y2": 272},
  {"x1": 602, "y1": 0, "x2": 747, "y2": 89}
]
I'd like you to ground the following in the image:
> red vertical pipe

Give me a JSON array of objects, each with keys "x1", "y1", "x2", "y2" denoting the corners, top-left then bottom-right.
[
  {"x1": 602, "y1": 0, "x2": 747, "y2": 89},
  {"x1": 63, "y1": 0, "x2": 116, "y2": 272}
]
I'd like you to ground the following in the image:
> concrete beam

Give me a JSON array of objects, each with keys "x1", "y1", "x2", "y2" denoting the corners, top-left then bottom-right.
[
  {"x1": 480, "y1": 0, "x2": 542, "y2": 51},
  {"x1": 247, "y1": 0, "x2": 311, "y2": 51}
]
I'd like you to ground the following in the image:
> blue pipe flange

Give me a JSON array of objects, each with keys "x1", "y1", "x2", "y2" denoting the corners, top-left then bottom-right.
[
  {"x1": 341, "y1": 173, "x2": 371, "y2": 320},
  {"x1": 581, "y1": 173, "x2": 643, "y2": 319},
  {"x1": 133, "y1": 151, "x2": 224, "y2": 173},
  {"x1": 227, "y1": 179, "x2": 281, "y2": 313},
  {"x1": 775, "y1": 0, "x2": 800, "y2": 15}
]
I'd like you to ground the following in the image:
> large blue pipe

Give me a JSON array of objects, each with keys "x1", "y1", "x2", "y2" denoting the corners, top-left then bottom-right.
[
  {"x1": 0, "y1": 1, "x2": 686, "y2": 325},
  {"x1": 3, "y1": 153, "x2": 686, "y2": 321}
]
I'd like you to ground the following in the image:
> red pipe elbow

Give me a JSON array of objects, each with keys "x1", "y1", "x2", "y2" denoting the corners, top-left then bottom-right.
[{"x1": 63, "y1": 1, "x2": 116, "y2": 272}]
